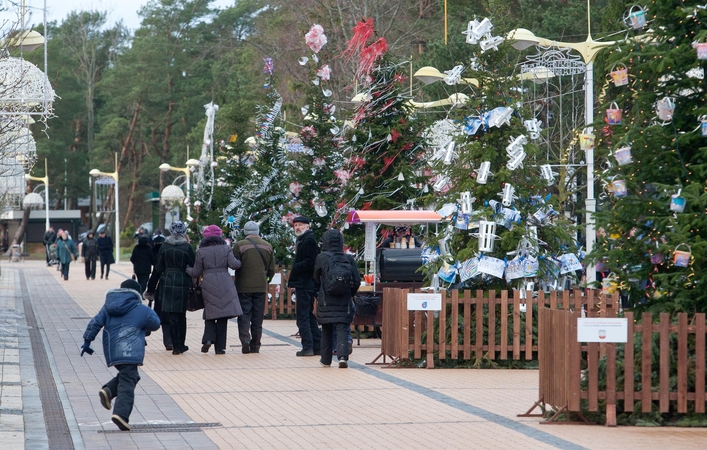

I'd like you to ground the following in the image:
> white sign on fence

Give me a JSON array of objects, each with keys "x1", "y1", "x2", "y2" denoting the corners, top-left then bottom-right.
[
  {"x1": 407, "y1": 293, "x2": 442, "y2": 311},
  {"x1": 577, "y1": 318, "x2": 628, "y2": 343},
  {"x1": 269, "y1": 273, "x2": 282, "y2": 285}
]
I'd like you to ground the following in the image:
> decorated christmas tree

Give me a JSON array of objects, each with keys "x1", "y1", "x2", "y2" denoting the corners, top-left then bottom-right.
[
  {"x1": 335, "y1": 18, "x2": 433, "y2": 249},
  {"x1": 589, "y1": 1, "x2": 707, "y2": 313},
  {"x1": 223, "y1": 58, "x2": 294, "y2": 262},
  {"x1": 287, "y1": 24, "x2": 345, "y2": 235},
  {"x1": 422, "y1": 16, "x2": 578, "y2": 291}
]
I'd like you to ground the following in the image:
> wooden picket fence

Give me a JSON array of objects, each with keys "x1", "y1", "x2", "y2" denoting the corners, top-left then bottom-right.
[
  {"x1": 526, "y1": 307, "x2": 707, "y2": 426},
  {"x1": 372, "y1": 288, "x2": 619, "y2": 368},
  {"x1": 265, "y1": 270, "x2": 295, "y2": 319}
]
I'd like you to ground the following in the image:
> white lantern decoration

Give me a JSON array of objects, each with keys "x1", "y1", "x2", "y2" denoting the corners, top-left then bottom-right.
[
  {"x1": 0, "y1": 57, "x2": 56, "y2": 118},
  {"x1": 480, "y1": 35, "x2": 505, "y2": 52},
  {"x1": 433, "y1": 175, "x2": 451, "y2": 192},
  {"x1": 476, "y1": 220, "x2": 498, "y2": 252},
  {"x1": 459, "y1": 191, "x2": 474, "y2": 214},
  {"x1": 506, "y1": 135, "x2": 527, "y2": 156},
  {"x1": 443, "y1": 65, "x2": 464, "y2": 85},
  {"x1": 523, "y1": 118, "x2": 542, "y2": 140},
  {"x1": 499, "y1": 183, "x2": 516, "y2": 207},
  {"x1": 506, "y1": 150, "x2": 526, "y2": 170},
  {"x1": 431, "y1": 140, "x2": 458, "y2": 165},
  {"x1": 475, "y1": 161, "x2": 492, "y2": 184},
  {"x1": 160, "y1": 185, "x2": 185, "y2": 206},
  {"x1": 540, "y1": 164, "x2": 557, "y2": 185}
]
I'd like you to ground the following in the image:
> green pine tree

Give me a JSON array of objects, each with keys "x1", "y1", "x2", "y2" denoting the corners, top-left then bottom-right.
[
  {"x1": 589, "y1": 1, "x2": 707, "y2": 313},
  {"x1": 223, "y1": 59, "x2": 294, "y2": 263}
]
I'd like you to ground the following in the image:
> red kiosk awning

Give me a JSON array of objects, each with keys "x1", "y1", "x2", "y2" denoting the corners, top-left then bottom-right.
[{"x1": 346, "y1": 210, "x2": 442, "y2": 225}]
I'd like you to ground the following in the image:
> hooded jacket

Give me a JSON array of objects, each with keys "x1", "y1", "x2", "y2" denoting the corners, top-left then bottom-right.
[
  {"x1": 186, "y1": 236, "x2": 243, "y2": 320},
  {"x1": 287, "y1": 229, "x2": 319, "y2": 290},
  {"x1": 82, "y1": 234, "x2": 99, "y2": 261},
  {"x1": 83, "y1": 288, "x2": 161, "y2": 366},
  {"x1": 313, "y1": 229, "x2": 361, "y2": 324},
  {"x1": 130, "y1": 236, "x2": 154, "y2": 274}
]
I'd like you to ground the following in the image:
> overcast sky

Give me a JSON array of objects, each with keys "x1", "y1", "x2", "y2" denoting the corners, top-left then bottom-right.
[{"x1": 4, "y1": 0, "x2": 233, "y2": 31}]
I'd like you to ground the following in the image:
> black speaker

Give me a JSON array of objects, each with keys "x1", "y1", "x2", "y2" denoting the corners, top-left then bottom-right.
[{"x1": 378, "y1": 248, "x2": 424, "y2": 282}]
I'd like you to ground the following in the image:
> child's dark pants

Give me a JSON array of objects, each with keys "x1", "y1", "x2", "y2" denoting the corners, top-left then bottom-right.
[{"x1": 103, "y1": 364, "x2": 141, "y2": 420}]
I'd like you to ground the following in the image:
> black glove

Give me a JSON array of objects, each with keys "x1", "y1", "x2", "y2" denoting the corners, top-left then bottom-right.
[{"x1": 80, "y1": 340, "x2": 94, "y2": 357}]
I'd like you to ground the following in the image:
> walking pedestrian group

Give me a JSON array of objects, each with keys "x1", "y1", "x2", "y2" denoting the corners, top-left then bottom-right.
[{"x1": 76, "y1": 216, "x2": 361, "y2": 430}]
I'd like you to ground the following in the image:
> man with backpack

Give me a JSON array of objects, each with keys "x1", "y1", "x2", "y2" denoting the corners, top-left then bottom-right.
[
  {"x1": 288, "y1": 216, "x2": 321, "y2": 356},
  {"x1": 313, "y1": 229, "x2": 361, "y2": 368}
]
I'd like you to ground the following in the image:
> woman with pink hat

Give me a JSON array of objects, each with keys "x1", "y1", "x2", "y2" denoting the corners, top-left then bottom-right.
[{"x1": 186, "y1": 225, "x2": 243, "y2": 354}]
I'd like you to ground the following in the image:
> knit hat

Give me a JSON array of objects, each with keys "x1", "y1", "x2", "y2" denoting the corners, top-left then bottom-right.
[
  {"x1": 169, "y1": 220, "x2": 187, "y2": 236},
  {"x1": 244, "y1": 221, "x2": 260, "y2": 236},
  {"x1": 203, "y1": 224, "x2": 223, "y2": 237},
  {"x1": 120, "y1": 279, "x2": 143, "y2": 295},
  {"x1": 292, "y1": 216, "x2": 310, "y2": 225}
]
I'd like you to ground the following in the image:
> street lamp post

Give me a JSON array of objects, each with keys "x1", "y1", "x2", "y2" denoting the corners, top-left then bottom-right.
[
  {"x1": 159, "y1": 159, "x2": 199, "y2": 220},
  {"x1": 507, "y1": 6, "x2": 614, "y2": 285},
  {"x1": 89, "y1": 154, "x2": 120, "y2": 263},
  {"x1": 24, "y1": 158, "x2": 49, "y2": 230}
]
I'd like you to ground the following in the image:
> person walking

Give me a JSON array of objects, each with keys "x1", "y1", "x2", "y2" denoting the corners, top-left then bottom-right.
[
  {"x1": 43, "y1": 226, "x2": 56, "y2": 266},
  {"x1": 97, "y1": 228, "x2": 115, "y2": 280},
  {"x1": 55, "y1": 230, "x2": 79, "y2": 281},
  {"x1": 82, "y1": 231, "x2": 99, "y2": 280},
  {"x1": 145, "y1": 229, "x2": 170, "y2": 350},
  {"x1": 80, "y1": 279, "x2": 161, "y2": 431},
  {"x1": 287, "y1": 216, "x2": 321, "y2": 356},
  {"x1": 130, "y1": 235, "x2": 154, "y2": 293},
  {"x1": 233, "y1": 221, "x2": 276, "y2": 354},
  {"x1": 186, "y1": 225, "x2": 242, "y2": 355},
  {"x1": 313, "y1": 229, "x2": 361, "y2": 368},
  {"x1": 145, "y1": 221, "x2": 195, "y2": 355}
]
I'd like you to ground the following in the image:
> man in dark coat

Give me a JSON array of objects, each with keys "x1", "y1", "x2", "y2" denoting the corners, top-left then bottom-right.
[
  {"x1": 81, "y1": 279, "x2": 161, "y2": 431},
  {"x1": 130, "y1": 235, "x2": 154, "y2": 293},
  {"x1": 82, "y1": 231, "x2": 99, "y2": 280},
  {"x1": 287, "y1": 216, "x2": 321, "y2": 356},
  {"x1": 145, "y1": 221, "x2": 195, "y2": 355},
  {"x1": 313, "y1": 229, "x2": 361, "y2": 368},
  {"x1": 97, "y1": 229, "x2": 115, "y2": 280},
  {"x1": 43, "y1": 226, "x2": 56, "y2": 265},
  {"x1": 233, "y1": 221, "x2": 276, "y2": 354}
]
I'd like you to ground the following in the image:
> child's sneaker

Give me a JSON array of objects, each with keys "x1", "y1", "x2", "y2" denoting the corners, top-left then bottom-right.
[
  {"x1": 338, "y1": 358, "x2": 348, "y2": 369},
  {"x1": 111, "y1": 414, "x2": 130, "y2": 431},
  {"x1": 99, "y1": 387, "x2": 112, "y2": 410}
]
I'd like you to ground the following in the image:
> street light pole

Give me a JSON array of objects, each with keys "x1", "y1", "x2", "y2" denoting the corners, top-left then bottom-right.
[
  {"x1": 159, "y1": 159, "x2": 199, "y2": 220},
  {"x1": 89, "y1": 154, "x2": 120, "y2": 263},
  {"x1": 24, "y1": 158, "x2": 49, "y2": 230},
  {"x1": 507, "y1": 4, "x2": 614, "y2": 285}
]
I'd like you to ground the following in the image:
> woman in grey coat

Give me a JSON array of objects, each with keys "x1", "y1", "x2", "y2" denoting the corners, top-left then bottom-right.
[{"x1": 186, "y1": 225, "x2": 242, "y2": 354}]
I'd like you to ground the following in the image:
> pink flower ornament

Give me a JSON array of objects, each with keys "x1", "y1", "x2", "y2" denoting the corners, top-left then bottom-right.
[
  {"x1": 316, "y1": 64, "x2": 331, "y2": 81},
  {"x1": 305, "y1": 24, "x2": 328, "y2": 53}
]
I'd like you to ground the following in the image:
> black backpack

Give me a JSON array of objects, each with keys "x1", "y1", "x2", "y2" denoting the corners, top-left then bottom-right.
[{"x1": 323, "y1": 252, "x2": 354, "y2": 296}]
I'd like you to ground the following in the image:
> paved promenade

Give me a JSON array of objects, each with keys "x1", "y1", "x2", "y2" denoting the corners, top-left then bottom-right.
[{"x1": 1, "y1": 260, "x2": 706, "y2": 449}]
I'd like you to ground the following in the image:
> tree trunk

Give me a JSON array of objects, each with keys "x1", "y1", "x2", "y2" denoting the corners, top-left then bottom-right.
[{"x1": 5, "y1": 206, "x2": 32, "y2": 259}]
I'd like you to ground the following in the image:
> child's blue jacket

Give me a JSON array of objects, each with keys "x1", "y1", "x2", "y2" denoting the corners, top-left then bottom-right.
[{"x1": 83, "y1": 288, "x2": 160, "y2": 366}]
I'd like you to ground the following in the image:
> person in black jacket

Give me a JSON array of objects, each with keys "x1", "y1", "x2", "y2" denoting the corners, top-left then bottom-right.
[
  {"x1": 43, "y1": 226, "x2": 56, "y2": 265},
  {"x1": 97, "y1": 229, "x2": 115, "y2": 280},
  {"x1": 313, "y1": 229, "x2": 360, "y2": 368},
  {"x1": 82, "y1": 231, "x2": 99, "y2": 280},
  {"x1": 130, "y1": 235, "x2": 154, "y2": 293},
  {"x1": 287, "y1": 216, "x2": 321, "y2": 356}
]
